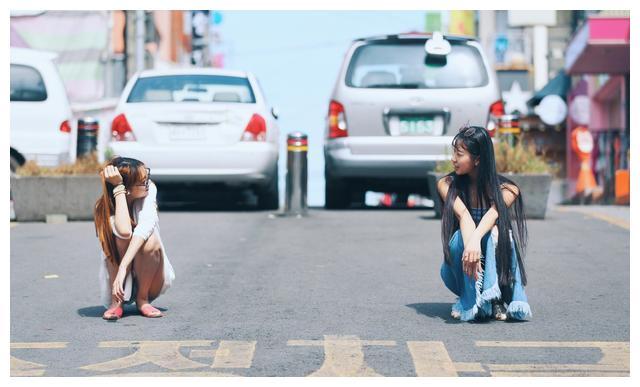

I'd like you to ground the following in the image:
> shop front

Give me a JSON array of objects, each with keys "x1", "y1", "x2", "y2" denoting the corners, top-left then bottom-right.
[{"x1": 564, "y1": 15, "x2": 629, "y2": 204}]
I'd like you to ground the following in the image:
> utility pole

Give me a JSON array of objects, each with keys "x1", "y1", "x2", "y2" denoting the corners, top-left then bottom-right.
[{"x1": 136, "y1": 10, "x2": 145, "y2": 73}]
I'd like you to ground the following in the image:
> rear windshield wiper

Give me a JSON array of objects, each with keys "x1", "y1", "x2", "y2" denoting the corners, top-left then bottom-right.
[{"x1": 366, "y1": 83, "x2": 422, "y2": 89}]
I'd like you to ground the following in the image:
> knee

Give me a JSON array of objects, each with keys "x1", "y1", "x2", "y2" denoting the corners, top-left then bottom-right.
[{"x1": 141, "y1": 234, "x2": 162, "y2": 261}]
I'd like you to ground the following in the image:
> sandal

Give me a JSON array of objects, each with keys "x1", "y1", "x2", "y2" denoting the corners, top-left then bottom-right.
[
  {"x1": 492, "y1": 300, "x2": 507, "y2": 321},
  {"x1": 139, "y1": 304, "x2": 163, "y2": 318},
  {"x1": 103, "y1": 305, "x2": 123, "y2": 321}
]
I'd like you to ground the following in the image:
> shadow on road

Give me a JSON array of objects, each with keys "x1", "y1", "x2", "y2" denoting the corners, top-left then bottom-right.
[
  {"x1": 77, "y1": 305, "x2": 168, "y2": 318},
  {"x1": 406, "y1": 302, "x2": 462, "y2": 324}
]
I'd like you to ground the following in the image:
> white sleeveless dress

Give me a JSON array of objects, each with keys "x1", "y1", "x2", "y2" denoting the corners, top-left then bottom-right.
[{"x1": 98, "y1": 181, "x2": 175, "y2": 308}]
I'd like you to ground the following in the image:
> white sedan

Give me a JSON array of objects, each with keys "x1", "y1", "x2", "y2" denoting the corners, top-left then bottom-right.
[{"x1": 108, "y1": 68, "x2": 280, "y2": 209}]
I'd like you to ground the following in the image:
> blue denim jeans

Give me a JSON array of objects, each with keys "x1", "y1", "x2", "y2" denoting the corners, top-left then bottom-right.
[{"x1": 440, "y1": 229, "x2": 531, "y2": 321}]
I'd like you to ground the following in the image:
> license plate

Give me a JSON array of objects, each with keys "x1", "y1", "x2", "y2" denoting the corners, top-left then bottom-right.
[
  {"x1": 169, "y1": 126, "x2": 206, "y2": 140},
  {"x1": 389, "y1": 116, "x2": 444, "y2": 136}
]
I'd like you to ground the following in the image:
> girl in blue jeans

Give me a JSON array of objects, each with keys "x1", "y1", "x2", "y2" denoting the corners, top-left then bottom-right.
[{"x1": 437, "y1": 125, "x2": 531, "y2": 322}]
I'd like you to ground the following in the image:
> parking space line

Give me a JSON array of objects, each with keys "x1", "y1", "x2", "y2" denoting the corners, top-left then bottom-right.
[{"x1": 407, "y1": 341, "x2": 458, "y2": 376}]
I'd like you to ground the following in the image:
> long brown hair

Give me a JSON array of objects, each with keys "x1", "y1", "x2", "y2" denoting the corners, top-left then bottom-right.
[{"x1": 94, "y1": 156, "x2": 148, "y2": 266}]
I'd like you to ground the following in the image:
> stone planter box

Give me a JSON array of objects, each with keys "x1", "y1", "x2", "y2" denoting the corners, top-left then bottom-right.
[
  {"x1": 11, "y1": 175, "x2": 102, "y2": 222},
  {"x1": 427, "y1": 172, "x2": 553, "y2": 219}
]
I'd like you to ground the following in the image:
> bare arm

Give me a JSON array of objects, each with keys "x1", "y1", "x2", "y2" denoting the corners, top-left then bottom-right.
[
  {"x1": 112, "y1": 194, "x2": 133, "y2": 239},
  {"x1": 118, "y1": 236, "x2": 145, "y2": 272},
  {"x1": 102, "y1": 165, "x2": 133, "y2": 238},
  {"x1": 437, "y1": 177, "x2": 476, "y2": 246},
  {"x1": 470, "y1": 183, "x2": 520, "y2": 242}
]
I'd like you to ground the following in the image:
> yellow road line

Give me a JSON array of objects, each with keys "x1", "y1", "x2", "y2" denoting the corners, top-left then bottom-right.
[
  {"x1": 212, "y1": 341, "x2": 256, "y2": 369},
  {"x1": 100, "y1": 371, "x2": 239, "y2": 377},
  {"x1": 81, "y1": 341, "x2": 213, "y2": 372},
  {"x1": 288, "y1": 335, "x2": 395, "y2": 377},
  {"x1": 453, "y1": 362, "x2": 485, "y2": 373},
  {"x1": 555, "y1": 207, "x2": 629, "y2": 230},
  {"x1": 407, "y1": 341, "x2": 458, "y2": 376},
  {"x1": 10, "y1": 357, "x2": 47, "y2": 377},
  {"x1": 476, "y1": 341, "x2": 628, "y2": 348},
  {"x1": 11, "y1": 342, "x2": 68, "y2": 349}
]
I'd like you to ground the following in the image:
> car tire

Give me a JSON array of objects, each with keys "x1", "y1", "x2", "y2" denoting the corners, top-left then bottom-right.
[
  {"x1": 325, "y1": 171, "x2": 350, "y2": 209},
  {"x1": 257, "y1": 165, "x2": 279, "y2": 210}
]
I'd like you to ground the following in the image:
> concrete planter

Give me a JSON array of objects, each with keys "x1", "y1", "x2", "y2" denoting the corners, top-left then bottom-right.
[
  {"x1": 11, "y1": 175, "x2": 102, "y2": 222},
  {"x1": 427, "y1": 172, "x2": 553, "y2": 219}
]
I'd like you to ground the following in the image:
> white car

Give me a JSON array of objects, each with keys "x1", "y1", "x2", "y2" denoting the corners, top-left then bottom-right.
[
  {"x1": 108, "y1": 68, "x2": 280, "y2": 209},
  {"x1": 10, "y1": 47, "x2": 76, "y2": 172}
]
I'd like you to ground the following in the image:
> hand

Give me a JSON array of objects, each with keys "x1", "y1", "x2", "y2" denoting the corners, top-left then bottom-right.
[
  {"x1": 112, "y1": 267, "x2": 128, "y2": 303},
  {"x1": 462, "y1": 237, "x2": 482, "y2": 280},
  {"x1": 102, "y1": 165, "x2": 124, "y2": 186}
]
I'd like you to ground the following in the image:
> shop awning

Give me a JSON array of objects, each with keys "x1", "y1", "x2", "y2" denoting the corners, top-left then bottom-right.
[
  {"x1": 527, "y1": 70, "x2": 571, "y2": 107},
  {"x1": 565, "y1": 16, "x2": 630, "y2": 74}
]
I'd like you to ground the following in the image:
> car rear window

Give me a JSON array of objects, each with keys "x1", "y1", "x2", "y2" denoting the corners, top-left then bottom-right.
[
  {"x1": 346, "y1": 41, "x2": 489, "y2": 89},
  {"x1": 10, "y1": 64, "x2": 48, "y2": 102},
  {"x1": 127, "y1": 75, "x2": 256, "y2": 103}
]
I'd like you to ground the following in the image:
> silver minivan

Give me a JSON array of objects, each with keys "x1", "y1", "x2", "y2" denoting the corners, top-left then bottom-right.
[{"x1": 324, "y1": 32, "x2": 503, "y2": 208}]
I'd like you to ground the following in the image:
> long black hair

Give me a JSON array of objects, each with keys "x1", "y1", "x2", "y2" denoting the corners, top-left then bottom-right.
[{"x1": 439, "y1": 125, "x2": 528, "y2": 295}]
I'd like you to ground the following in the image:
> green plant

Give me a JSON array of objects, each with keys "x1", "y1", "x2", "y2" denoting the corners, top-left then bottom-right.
[
  {"x1": 494, "y1": 139, "x2": 555, "y2": 174},
  {"x1": 16, "y1": 153, "x2": 102, "y2": 177},
  {"x1": 432, "y1": 139, "x2": 555, "y2": 175},
  {"x1": 104, "y1": 147, "x2": 114, "y2": 161}
]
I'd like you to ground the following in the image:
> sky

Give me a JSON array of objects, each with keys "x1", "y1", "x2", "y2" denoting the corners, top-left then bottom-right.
[{"x1": 219, "y1": 11, "x2": 427, "y2": 206}]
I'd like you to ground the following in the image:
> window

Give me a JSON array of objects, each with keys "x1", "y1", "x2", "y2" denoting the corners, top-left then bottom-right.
[
  {"x1": 346, "y1": 42, "x2": 489, "y2": 89},
  {"x1": 127, "y1": 75, "x2": 256, "y2": 103},
  {"x1": 10, "y1": 64, "x2": 47, "y2": 101}
]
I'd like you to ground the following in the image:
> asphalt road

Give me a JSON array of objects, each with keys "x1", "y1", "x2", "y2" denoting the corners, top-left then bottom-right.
[{"x1": 10, "y1": 206, "x2": 630, "y2": 376}]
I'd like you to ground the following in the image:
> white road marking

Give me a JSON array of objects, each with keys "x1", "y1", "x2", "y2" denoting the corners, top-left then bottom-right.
[
  {"x1": 10, "y1": 342, "x2": 69, "y2": 376},
  {"x1": 80, "y1": 341, "x2": 213, "y2": 372},
  {"x1": 407, "y1": 341, "x2": 457, "y2": 376},
  {"x1": 288, "y1": 335, "x2": 396, "y2": 377},
  {"x1": 212, "y1": 341, "x2": 256, "y2": 369},
  {"x1": 476, "y1": 341, "x2": 629, "y2": 376}
]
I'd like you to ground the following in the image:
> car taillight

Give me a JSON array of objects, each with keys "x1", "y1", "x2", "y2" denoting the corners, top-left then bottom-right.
[
  {"x1": 490, "y1": 100, "x2": 505, "y2": 116},
  {"x1": 487, "y1": 100, "x2": 505, "y2": 137},
  {"x1": 241, "y1": 114, "x2": 267, "y2": 142},
  {"x1": 328, "y1": 100, "x2": 348, "y2": 139},
  {"x1": 111, "y1": 113, "x2": 136, "y2": 141},
  {"x1": 60, "y1": 120, "x2": 71, "y2": 133}
]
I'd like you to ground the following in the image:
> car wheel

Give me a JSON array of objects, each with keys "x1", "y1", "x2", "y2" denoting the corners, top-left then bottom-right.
[
  {"x1": 257, "y1": 165, "x2": 279, "y2": 210},
  {"x1": 325, "y1": 171, "x2": 350, "y2": 209}
]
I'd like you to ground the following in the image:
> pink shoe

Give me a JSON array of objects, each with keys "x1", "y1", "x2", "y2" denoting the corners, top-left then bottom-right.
[
  {"x1": 138, "y1": 304, "x2": 163, "y2": 318},
  {"x1": 103, "y1": 306, "x2": 123, "y2": 321}
]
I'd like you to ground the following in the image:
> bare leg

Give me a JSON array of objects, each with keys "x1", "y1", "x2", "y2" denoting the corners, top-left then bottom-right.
[
  {"x1": 102, "y1": 236, "x2": 131, "y2": 319},
  {"x1": 133, "y1": 232, "x2": 165, "y2": 314}
]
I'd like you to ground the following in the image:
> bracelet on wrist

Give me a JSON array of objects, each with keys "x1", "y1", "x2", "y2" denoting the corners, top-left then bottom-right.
[{"x1": 112, "y1": 185, "x2": 126, "y2": 196}]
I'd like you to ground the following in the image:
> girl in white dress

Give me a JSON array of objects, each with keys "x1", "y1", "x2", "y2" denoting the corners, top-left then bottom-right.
[{"x1": 94, "y1": 156, "x2": 175, "y2": 321}]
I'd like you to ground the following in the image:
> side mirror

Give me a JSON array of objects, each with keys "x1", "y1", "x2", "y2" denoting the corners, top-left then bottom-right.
[{"x1": 271, "y1": 107, "x2": 279, "y2": 119}]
